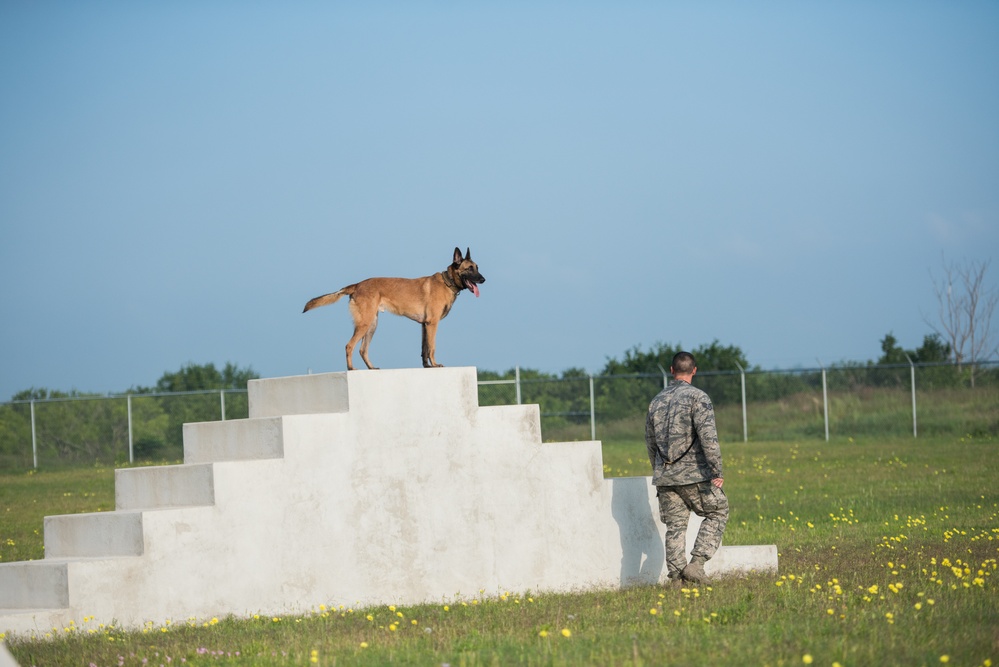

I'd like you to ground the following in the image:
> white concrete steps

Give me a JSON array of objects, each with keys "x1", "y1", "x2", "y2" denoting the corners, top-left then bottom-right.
[
  {"x1": 44, "y1": 512, "x2": 144, "y2": 559},
  {"x1": 114, "y1": 463, "x2": 215, "y2": 511},
  {"x1": 0, "y1": 414, "x2": 286, "y2": 620},
  {"x1": 0, "y1": 562, "x2": 68, "y2": 609},
  {"x1": 183, "y1": 417, "x2": 284, "y2": 464},
  {"x1": 0, "y1": 555, "x2": 148, "y2": 628},
  {"x1": 115, "y1": 463, "x2": 215, "y2": 511},
  {"x1": 248, "y1": 373, "x2": 349, "y2": 418}
]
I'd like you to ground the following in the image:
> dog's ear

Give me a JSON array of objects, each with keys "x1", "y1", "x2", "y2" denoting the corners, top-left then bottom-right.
[
  {"x1": 465, "y1": 247, "x2": 472, "y2": 261},
  {"x1": 453, "y1": 247, "x2": 463, "y2": 264}
]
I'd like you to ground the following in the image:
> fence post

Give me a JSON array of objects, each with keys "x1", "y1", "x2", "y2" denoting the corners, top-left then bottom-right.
[
  {"x1": 904, "y1": 353, "x2": 917, "y2": 438},
  {"x1": 735, "y1": 361, "x2": 748, "y2": 442},
  {"x1": 30, "y1": 399, "x2": 38, "y2": 469},
  {"x1": 127, "y1": 394, "x2": 134, "y2": 464},
  {"x1": 821, "y1": 366, "x2": 830, "y2": 442},
  {"x1": 589, "y1": 375, "x2": 596, "y2": 441},
  {"x1": 515, "y1": 366, "x2": 521, "y2": 405},
  {"x1": 220, "y1": 390, "x2": 227, "y2": 421},
  {"x1": 657, "y1": 364, "x2": 669, "y2": 389}
]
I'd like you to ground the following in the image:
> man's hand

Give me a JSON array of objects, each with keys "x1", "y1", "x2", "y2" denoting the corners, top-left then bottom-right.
[{"x1": 711, "y1": 477, "x2": 724, "y2": 488}]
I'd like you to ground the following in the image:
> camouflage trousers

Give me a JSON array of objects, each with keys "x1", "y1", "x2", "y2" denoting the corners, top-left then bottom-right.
[{"x1": 656, "y1": 481, "x2": 729, "y2": 579}]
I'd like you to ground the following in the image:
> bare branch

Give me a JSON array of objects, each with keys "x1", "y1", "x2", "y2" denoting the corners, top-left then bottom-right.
[
  {"x1": 959, "y1": 258, "x2": 999, "y2": 364},
  {"x1": 924, "y1": 256, "x2": 999, "y2": 373}
]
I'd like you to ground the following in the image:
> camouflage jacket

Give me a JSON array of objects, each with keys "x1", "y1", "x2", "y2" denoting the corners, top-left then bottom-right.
[{"x1": 645, "y1": 380, "x2": 723, "y2": 487}]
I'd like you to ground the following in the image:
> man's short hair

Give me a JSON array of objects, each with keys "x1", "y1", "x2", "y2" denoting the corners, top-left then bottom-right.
[{"x1": 671, "y1": 351, "x2": 696, "y2": 375}]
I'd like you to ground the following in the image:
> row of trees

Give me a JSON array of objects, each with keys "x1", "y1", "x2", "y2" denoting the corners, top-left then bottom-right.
[{"x1": 477, "y1": 334, "x2": 998, "y2": 432}]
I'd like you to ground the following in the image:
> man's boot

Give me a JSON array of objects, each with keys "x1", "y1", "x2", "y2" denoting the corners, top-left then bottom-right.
[{"x1": 681, "y1": 557, "x2": 709, "y2": 584}]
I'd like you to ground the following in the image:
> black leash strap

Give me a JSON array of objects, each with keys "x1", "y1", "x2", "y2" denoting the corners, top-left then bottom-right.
[{"x1": 663, "y1": 441, "x2": 695, "y2": 466}]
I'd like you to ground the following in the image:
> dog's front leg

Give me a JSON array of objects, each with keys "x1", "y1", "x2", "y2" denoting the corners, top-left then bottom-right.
[{"x1": 421, "y1": 321, "x2": 442, "y2": 368}]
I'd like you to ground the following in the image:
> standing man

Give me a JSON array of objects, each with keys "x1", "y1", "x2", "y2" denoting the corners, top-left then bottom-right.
[{"x1": 645, "y1": 351, "x2": 729, "y2": 584}]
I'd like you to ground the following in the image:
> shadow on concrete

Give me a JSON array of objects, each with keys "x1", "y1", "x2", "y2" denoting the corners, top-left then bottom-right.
[{"x1": 609, "y1": 477, "x2": 664, "y2": 586}]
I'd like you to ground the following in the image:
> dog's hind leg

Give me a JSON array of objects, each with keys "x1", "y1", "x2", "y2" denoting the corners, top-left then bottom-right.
[
  {"x1": 345, "y1": 299, "x2": 379, "y2": 371},
  {"x1": 344, "y1": 325, "x2": 363, "y2": 371},
  {"x1": 358, "y1": 316, "x2": 379, "y2": 370}
]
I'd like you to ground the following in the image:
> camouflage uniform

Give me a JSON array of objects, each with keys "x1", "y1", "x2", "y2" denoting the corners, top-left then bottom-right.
[{"x1": 645, "y1": 380, "x2": 729, "y2": 580}]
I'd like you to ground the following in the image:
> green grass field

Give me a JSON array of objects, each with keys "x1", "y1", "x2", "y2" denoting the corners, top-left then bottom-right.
[{"x1": 2, "y1": 434, "x2": 997, "y2": 666}]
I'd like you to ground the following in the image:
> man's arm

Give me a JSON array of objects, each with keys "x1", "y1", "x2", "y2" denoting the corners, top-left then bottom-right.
[
  {"x1": 645, "y1": 408, "x2": 659, "y2": 469},
  {"x1": 693, "y1": 396, "x2": 723, "y2": 481}
]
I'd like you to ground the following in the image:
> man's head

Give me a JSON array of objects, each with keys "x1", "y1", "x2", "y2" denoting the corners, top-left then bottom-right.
[{"x1": 670, "y1": 351, "x2": 697, "y2": 379}]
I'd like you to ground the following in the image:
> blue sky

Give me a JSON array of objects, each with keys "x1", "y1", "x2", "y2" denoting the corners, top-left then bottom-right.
[{"x1": 2, "y1": 2, "x2": 997, "y2": 400}]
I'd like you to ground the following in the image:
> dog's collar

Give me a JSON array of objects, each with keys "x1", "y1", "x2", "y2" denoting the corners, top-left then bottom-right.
[{"x1": 441, "y1": 270, "x2": 462, "y2": 295}]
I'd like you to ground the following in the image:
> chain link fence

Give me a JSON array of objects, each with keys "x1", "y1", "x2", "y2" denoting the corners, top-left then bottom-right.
[
  {"x1": 0, "y1": 391, "x2": 249, "y2": 470},
  {"x1": 2, "y1": 362, "x2": 997, "y2": 469},
  {"x1": 477, "y1": 361, "x2": 999, "y2": 444}
]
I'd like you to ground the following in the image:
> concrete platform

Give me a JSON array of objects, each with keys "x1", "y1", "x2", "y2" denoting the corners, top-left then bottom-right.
[
  {"x1": 0, "y1": 642, "x2": 18, "y2": 667},
  {"x1": 0, "y1": 368, "x2": 777, "y2": 637}
]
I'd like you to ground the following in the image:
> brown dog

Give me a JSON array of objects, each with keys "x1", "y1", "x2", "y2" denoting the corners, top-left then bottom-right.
[{"x1": 303, "y1": 247, "x2": 486, "y2": 370}]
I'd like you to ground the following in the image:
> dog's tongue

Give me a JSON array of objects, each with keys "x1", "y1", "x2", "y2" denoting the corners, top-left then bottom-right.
[{"x1": 467, "y1": 281, "x2": 480, "y2": 297}]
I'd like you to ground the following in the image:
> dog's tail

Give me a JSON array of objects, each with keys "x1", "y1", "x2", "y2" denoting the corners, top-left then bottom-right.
[{"x1": 303, "y1": 288, "x2": 351, "y2": 313}]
